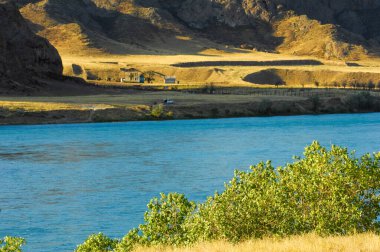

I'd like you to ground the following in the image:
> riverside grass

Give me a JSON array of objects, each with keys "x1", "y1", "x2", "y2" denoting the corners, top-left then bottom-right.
[
  {"x1": 133, "y1": 233, "x2": 380, "y2": 252},
  {"x1": 74, "y1": 142, "x2": 380, "y2": 252}
]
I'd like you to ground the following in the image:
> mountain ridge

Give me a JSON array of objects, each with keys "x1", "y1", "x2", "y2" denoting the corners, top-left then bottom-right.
[{"x1": 14, "y1": 0, "x2": 380, "y2": 60}]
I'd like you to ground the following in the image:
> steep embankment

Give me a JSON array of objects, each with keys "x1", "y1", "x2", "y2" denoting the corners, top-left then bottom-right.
[{"x1": 15, "y1": 0, "x2": 380, "y2": 60}]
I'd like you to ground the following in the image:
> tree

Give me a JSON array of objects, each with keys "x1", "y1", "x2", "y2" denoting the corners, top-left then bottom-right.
[
  {"x1": 144, "y1": 71, "x2": 155, "y2": 83},
  {"x1": 275, "y1": 80, "x2": 284, "y2": 88},
  {"x1": 314, "y1": 81, "x2": 320, "y2": 88},
  {"x1": 367, "y1": 81, "x2": 375, "y2": 91}
]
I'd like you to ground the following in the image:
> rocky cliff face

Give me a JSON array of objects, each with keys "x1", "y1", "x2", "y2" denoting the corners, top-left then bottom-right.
[
  {"x1": 15, "y1": 0, "x2": 380, "y2": 59},
  {"x1": 161, "y1": 0, "x2": 380, "y2": 41},
  {"x1": 0, "y1": 1, "x2": 63, "y2": 93}
]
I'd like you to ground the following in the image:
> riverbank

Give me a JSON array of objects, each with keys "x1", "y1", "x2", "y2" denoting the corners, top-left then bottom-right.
[{"x1": 0, "y1": 90, "x2": 379, "y2": 125}]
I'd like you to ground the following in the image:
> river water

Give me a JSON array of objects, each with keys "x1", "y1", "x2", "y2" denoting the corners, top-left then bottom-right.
[{"x1": 1, "y1": 113, "x2": 379, "y2": 251}]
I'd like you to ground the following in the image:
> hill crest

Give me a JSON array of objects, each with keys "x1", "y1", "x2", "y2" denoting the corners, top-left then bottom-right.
[{"x1": 15, "y1": 0, "x2": 380, "y2": 60}]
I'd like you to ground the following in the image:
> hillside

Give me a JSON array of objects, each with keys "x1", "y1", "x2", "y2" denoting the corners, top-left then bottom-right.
[
  {"x1": 0, "y1": 0, "x2": 63, "y2": 94},
  {"x1": 15, "y1": 0, "x2": 379, "y2": 60},
  {"x1": 0, "y1": 1, "x2": 103, "y2": 95}
]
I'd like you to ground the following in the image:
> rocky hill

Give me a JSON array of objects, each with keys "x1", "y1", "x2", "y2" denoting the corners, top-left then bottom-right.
[
  {"x1": 14, "y1": 0, "x2": 379, "y2": 60},
  {"x1": 0, "y1": 0, "x2": 63, "y2": 94}
]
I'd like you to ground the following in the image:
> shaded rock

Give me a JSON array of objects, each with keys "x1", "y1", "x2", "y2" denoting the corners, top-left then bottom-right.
[{"x1": 0, "y1": 1, "x2": 63, "y2": 92}]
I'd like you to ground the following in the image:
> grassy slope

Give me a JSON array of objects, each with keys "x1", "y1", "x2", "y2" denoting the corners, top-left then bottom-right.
[
  {"x1": 61, "y1": 52, "x2": 380, "y2": 88},
  {"x1": 134, "y1": 233, "x2": 380, "y2": 252}
]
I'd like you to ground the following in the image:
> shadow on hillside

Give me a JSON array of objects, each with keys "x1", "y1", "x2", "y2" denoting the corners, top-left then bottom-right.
[
  {"x1": 38, "y1": 0, "x2": 282, "y2": 56},
  {"x1": 172, "y1": 60, "x2": 323, "y2": 67},
  {"x1": 243, "y1": 69, "x2": 284, "y2": 85}
]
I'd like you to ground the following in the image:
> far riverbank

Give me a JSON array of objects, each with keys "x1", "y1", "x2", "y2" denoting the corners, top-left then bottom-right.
[{"x1": 0, "y1": 90, "x2": 379, "y2": 125}]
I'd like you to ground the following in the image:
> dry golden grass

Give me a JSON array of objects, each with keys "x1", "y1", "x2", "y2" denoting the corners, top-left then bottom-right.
[
  {"x1": 0, "y1": 101, "x2": 114, "y2": 112},
  {"x1": 133, "y1": 233, "x2": 380, "y2": 252},
  {"x1": 274, "y1": 16, "x2": 367, "y2": 61},
  {"x1": 0, "y1": 92, "x2": 307, "y2": 109},
  {"x1": 60, "y1": 51, "x2": 380, "y2": 89}
]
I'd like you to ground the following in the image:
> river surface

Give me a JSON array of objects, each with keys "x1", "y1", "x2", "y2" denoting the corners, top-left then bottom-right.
[{"x1": 1, "y1": 113, "x2": 380, "y2": 251}]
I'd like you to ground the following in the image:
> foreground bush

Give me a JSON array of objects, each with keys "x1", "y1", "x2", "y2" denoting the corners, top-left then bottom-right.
[
  {"x1": 0, "y1": 237, "x2": 25, "y2": 252},
  {"x1": 77, "y1": 142, "x2": 380, "y2": 251},
  {"x1": 75, "y1": 233, "x2": 117, "y2": 252}
]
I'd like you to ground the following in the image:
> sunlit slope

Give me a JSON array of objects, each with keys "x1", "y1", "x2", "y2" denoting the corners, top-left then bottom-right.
[
  {"x1": 16, "y1": 0, "x2": 380, "y2": 87},
  {"x1": 18, "y1": 0, "x2": 376, "y2": 59}
]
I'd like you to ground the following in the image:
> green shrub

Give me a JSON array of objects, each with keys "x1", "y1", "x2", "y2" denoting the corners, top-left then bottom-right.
[
  {"x1": 75, "y1": 233, "x2": 118, "y2": 252},
  {"x1": 187, "y1": 161, "x2": 281, "y2": 242},
  {"x1": 151, "y1": 105, "x2": 174, "y2": 119},
  {"x1": 77, "y1": 142, "x2": 380, "y2": 251},
  {"x1": 150, "y1": 104, "x2": 164, "y2": 118},
  {"x1": 0, "y1": 237, "x2": 25, "y2": 252},
  {"x1": 166, "y1": 111, "x2": 174, "y2": 118},
  {"x1": 114, "y1": 193, "x2": 196, "y2": 251},
  {"x1": 138, "y1": 193, "x2": 196, "y2": 246}
]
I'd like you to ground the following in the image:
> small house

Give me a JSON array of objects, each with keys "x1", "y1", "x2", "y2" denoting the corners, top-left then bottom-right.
[
  {"x1": 164, "y1": 76, "x2": 176, "y2": 84},
  {"x1": 120, "y1": 68, "x2": 144, "y2": 83}
]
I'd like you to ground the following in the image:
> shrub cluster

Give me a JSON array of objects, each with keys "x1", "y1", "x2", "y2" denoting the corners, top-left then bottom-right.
[
  {"x1": 0, "y1": 237, "x2": 25, "y2": 252},
  {"x1": 76, "y1": 142, "x2": 380, "y2": 252},
  {"x1": 150, "y1": 104, "x2": 173, "y2": 119}
]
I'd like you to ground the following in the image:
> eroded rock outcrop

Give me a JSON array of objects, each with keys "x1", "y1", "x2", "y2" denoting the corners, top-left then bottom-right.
[{"x1": 0, "y1": 0, "x2": 63, "y2": 93}]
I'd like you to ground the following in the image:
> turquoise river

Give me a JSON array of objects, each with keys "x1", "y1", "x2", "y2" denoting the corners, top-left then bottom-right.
[{"x1": 1, "y1": 113, "x2": 380, "y2": 251}]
